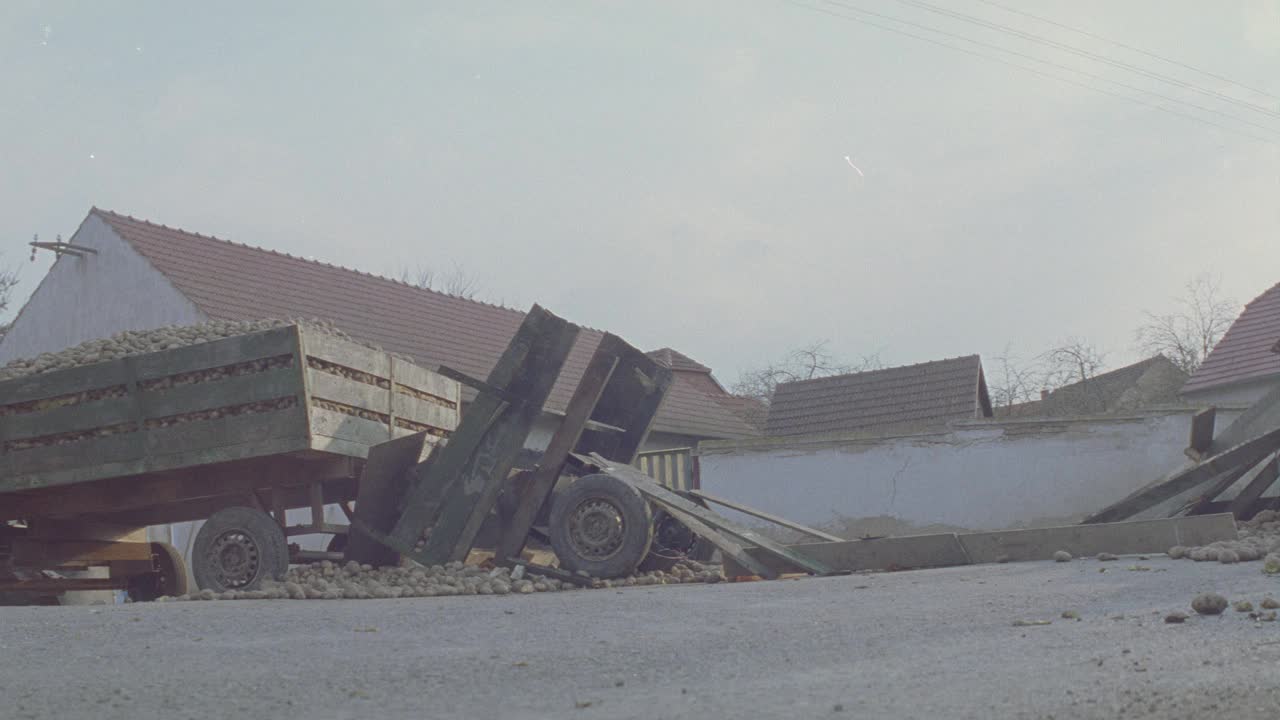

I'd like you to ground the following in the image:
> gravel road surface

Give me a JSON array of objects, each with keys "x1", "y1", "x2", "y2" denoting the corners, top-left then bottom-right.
[{"x1": 4, "y1": 555, "x2": 1280, "y2": 719}]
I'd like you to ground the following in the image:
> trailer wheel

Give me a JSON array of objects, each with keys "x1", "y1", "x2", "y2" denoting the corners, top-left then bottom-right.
[
  {"x1": 192, "y1": 507, "x2": 289, "y2": 592},
  {"x1": 128, "y1": 542, "x2": 189, "y2": 602},
  {"x1": 549, "y1": 473, "x2": 652, "y2": 578}
]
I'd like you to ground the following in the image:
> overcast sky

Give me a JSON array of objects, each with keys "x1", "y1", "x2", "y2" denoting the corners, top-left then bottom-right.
[{"x1": 2, "y1": 1, "x2": 1278, "y2": 383}]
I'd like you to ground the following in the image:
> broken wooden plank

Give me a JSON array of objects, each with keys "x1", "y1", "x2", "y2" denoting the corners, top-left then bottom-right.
[
  {"x1": 1228, "y1": 453, "x2": 1280, "y2": 519},
  {"x1": 959, "y1": 514, "x2": 1238, "y2": 563},
  {"x1": 723, "y1": 532, "x2": 970, "y2": 577},
  {"x1": 643, "y1": 498, "x2": 776, "y2": 580},
  {"x1": 592, "y1": 456, "x2": 834, "y2": 576},
  {"x1": 686, "y1": 489, "x2": 843, "y2": 543},
  {"x1": 574, "y1": 343, "x2": 673, "y2": 465},
  {"x1": 504, "y1": 558, "x2": 597, "y2": 587},
  {"x1": 494, "y1": 334, "x2": 622, "y2": 564},
  {"x1": 1082, "y1": 426, "x2": 1280, "y2": 524},
  {"x1": 1186, "y1": 406, "x2": 1217, "y2": 461},
  {"x1": 1182, "y1": 460, "x2": 1260, "y2": 516},
  {"x1": 404, "y1": 306, "x2": 580, "y2": 565},
  {"x1": 344, "y1": 431, "x2": 432, "y2": 566}
]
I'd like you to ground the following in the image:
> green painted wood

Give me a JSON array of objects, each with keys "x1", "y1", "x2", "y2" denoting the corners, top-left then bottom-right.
[
  {"x1": 1228, "y1": 455, "x2": 1279, "y2": 518},
  {"x1": 141, "y1": 366, "x2": 302, "y2": 419},
  {"x1": 345, "y1": 432, "x2": 432, "y2": 566},
  {"x1": 307, "y1": 369, "x2": 391, "y2": 413},
  {"x1": 391, "y1": 357, "x2": 459, "y2": 405},
  {"x1": 390, "y1": 394, "x2": 458, "y2": 431},
  {"x1": 687, "y1": 489, "x2": 844, "y2": 542},
  {"x1": 131, "y1": 326, "x2": 298, "y2": 381},
  {"x1": 0, "y1": 396, "x2": 136, "y2": 442},
  {"x1": 0, "y1": 359, "x2": 132, "y2": 407},
  {"x1": 575, "y1": 334, "x2": 673, "y2": 465},
  {"x1": 396, "y1": 306, "x2": 580, "y2": 564},
  {"x1": 302, "y1": 330, "x2": 391, "y2": 378},
  {"x1": 143, "y1": 405, "x2": 309, "y2": 458},
  {"x1": 644, "y1": 495, "x2": 776, "y2": 579},
  {"x1": 310, "y1": 407, "x2": 393, "y2": 448},
  {"x1": 4, "y1": 431, "x2": 145, "y2": 478}
]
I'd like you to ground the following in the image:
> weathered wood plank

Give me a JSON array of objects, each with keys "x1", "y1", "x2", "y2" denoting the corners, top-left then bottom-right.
[
  {"x1": 4, "y1": 431, "x2": 145, "y2": 478},
  {"x1": 132, "y1": 326, "x2": 298, "y2": 380},
  {"x1": 1186, "y1": 407, "x2": 1217, "y2": 460},
  {"x1": 0, "y1": 396, "x2": 136, "y2": 442},
  {"x1": 1228, "y1": 454, "x2": 1280, "y2": 519},
  {"x1": 0, "y1": 359, "x2": 131, "y2": 407},
  {"x1": 686, "y1": 489, "x2": 844, "y2": 542},
  {"x1": 960, "y1": 514, "x2": 1238, "y2": 563},
  {"x1": 145, "y1": 405, "x2": 310, "y2": 458},
  {"x1": 495, "y1": 334, "x2": 621, "y2": 563},
  {"x1": 391, "y1": 357, "x2": 459, "y2": 405},
  {"x1": 1083, "y1": 426, "x2": 1280, "y2": 524},
  {"x1": 142, "y1": 366, "x2": 301, "y2": 419},
  {"x1": 397, "y1": 306, "x2": 579, "y2": 564},
  {"x1": 345, "y1": 432, "x2": 432, "y2": 566},
  {"x1": 575, "y1": 335, "x2": 673, "y2": 465},
  {"x1": 307, "y1": 369, "x2": 390, "y2": 414},
  {"x1": 302, "y1": 330, "x2": 391, "y2": 378},
  {"x1": 310, "y1": 407, "x2": 392, "y2": 448},
  {"x1": 648, "y1": 496, "x2": 776, "y2": 579},
  {"x1": 1183, "y1": 460, "x2": 1261, "y2": 515},
  {"x1": 724, "y1": 533, "x2": 970, "y2": 577},
  {"x1": 390, "y1": 394, "x2": 457, "y2": 432}
]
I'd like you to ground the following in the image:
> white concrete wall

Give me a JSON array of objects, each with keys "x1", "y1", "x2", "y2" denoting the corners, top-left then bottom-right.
[
  {"x1": 0, "y1": 214, "x2": 207, "y2": 364},
  {"x1": 698, "y1": 411, "x2": 1206, "y2": 533}
]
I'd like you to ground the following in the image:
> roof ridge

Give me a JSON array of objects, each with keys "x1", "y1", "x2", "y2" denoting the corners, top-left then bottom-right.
[
  {"x1": 778, "y1": 354, "x2": 980, "y2": 388},
  {"x1": 91, "y1": 208, "x2": 527, "y2": 315}
]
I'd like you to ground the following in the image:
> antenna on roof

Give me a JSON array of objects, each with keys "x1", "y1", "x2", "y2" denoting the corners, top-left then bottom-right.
[{"x1": 30, "y1": 233, "x2": 98, "y2": 261}]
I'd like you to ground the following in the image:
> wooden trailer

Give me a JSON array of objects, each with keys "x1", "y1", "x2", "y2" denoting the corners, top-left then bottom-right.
[{"x1": 0, "y1": 325, "x2": 459, "y2": 601}]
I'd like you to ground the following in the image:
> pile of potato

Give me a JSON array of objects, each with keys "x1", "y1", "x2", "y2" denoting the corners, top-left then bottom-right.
[
  {"x1": 159, "y1": 558, "x2": 726, "y2": 602},
  {"x1": 1167, "y1": 509, "x2": 1280, "y2": 565},
  {"x1": 0, "y1": 318, "x2": 375, "y2": 382}
]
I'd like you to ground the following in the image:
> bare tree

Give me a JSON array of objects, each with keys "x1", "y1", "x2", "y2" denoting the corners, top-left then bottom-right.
[
  {"x1": 398, "y1": 262, "x2": 483, "y2": 301},
  {"x1": 1135, "y1": 273, "x2": 1238, "y2": 374},
  {"x1": 0, "y1": 256, "x2": 17, "y2": 341},
  {"x1": 1041, "y1": 338, "x2": 1107, "y2": 390},
  {"x1": 987, "y1": 345, "x2": 1040, "y2": 410},
  {"x1": 731, "y1": 340, "x2": 882, "y2": 406}
]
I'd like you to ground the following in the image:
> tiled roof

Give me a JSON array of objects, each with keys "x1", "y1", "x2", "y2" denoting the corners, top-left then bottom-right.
[
  {"x1": 646, "y1": 348, "x2": 712, "y2": 374},
  {"x1": 765, "y1": 355, "x2": 991, "y2": 437},
  {"x1": 1182, "y1": 281, "x2": 1280, "y2": 395},
  {"x1": 91, "y1": 209, "x2": 757, "y2": 440},
  {"x1": 994, "y1": 356, "x2": 1187, "y2": 418}
]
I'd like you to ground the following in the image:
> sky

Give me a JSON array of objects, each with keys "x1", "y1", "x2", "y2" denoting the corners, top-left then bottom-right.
[{"x1": 2, "y1": 1, "x2": 1278, "y2": 385}]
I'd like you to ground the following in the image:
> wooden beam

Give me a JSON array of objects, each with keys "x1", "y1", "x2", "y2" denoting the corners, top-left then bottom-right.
[
  {"x1": 1229, "y1": 454, "x2": 1280, "y2": 519},
  {"x1": 644, "y1": 498, "x2": 776, "y2": 579},
  {"x1": 574, "y1": 341, "x2": 673, "y2": 466},
  {"x1": 0, "y1": 577, "x2": 128, "y2": 593},
  {"x1": 10, "y1": 539, "x2": 153, "y2": 567},
  {"x1": 686, "y1": 489, "x2": 843, "y2": 542},
  {"x1": 1182, "y1": 460, "x2": 1260, "y2": 516},
  {"x1": 1083, "y1": 426, "x2": 1280, "y2": 524},
  {"x1": 495, "y1": 334, "x2": 622, "y2": 564},
  {"x1": 1186, "y1": 407, "x2": 1217, "y2": 461},
  {"x1": 344, "y1": 432, "x2": 431, "y2": 566}
]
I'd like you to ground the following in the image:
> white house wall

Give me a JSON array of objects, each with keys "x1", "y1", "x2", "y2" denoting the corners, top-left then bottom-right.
[
  {"x1": 0, "y1": 214, "x2": 207, "y2": 365},
  {"x1": 697, "y1": 411, "x2": 1221, "y2": 533}
]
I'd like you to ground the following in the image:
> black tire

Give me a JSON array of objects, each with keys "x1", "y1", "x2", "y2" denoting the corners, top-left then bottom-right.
[
  {"x1": 549, "y1": 474, "x2": 653, "y2": 578},
  {"x1": 192, "y1": 507, "x2": 289, "y2": 592},
  {"x1": 638, "y1": 510, "x2": 708, "y2": 573},
  {"x1": 128, "y1": 542, "x2": 190, "y2": 601}
]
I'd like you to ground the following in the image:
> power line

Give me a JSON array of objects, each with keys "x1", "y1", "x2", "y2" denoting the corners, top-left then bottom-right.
[
  {"x1": 890, "y1": 0, "x2": 1280, "y2": 120},
  {"x1": 971, "y1": 0, "x2": 1279, "y2": 101},
  {"x1": 790, "y1": 0, "x2": 1278, "y2": 143}
]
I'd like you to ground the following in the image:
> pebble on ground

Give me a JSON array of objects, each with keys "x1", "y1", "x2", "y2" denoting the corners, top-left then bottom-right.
[
  {"x1": 1053, "y1": 550, "x2": 1072, "y2": 562},
  {"x1": 1191, "y1": 593, "x2": 1228, "y2": 616}
]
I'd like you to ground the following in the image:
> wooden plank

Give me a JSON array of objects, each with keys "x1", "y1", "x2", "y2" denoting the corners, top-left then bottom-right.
[
  {"x1": 398, "y1": 306, "x2": 580, "y2": 564},
  {"x1": 1229, "y1": 454, "x2": 1280, "y2": 518},
  {"x1": 959, "y1": 514, "x2": 1238, "y2": 563},
  {"x1": 132, "y1": 326, "x2": 298, "y2": 380},
  {"x1": 495, "y1": 335, "x2": 621, "y2": 564},
  {"x1": 10, "y1": 538, "x2": 153, "y2": 566},
  {"x1": 0, "y1": 577, "x2": 127, "y2": 593},
  {"x1": 724, "y1": 533, "x2": 971, "y2": 577},
  {"x1": 301, "y1": 330, "x2": 390, "y2": 379},
  {"x1": 594, "y1": 459, "x2": 835, "y2": 575},
  {"x1": 345, "y1": 432, "x2": 433, "y2": 567},
  {"x1": 1083, "y1": 426, "x2": 1280, "y2": 523},
  {"x1": 307, "y1": 369, "x2": 391, "y2": 413},
  {"x1": 390, "y1": 394, "x2": 458, "y2": 432},
  {"x1": 310, "y1": 407, "x2": 392, "y2": 448},
  {"x1": 4, "y1": 430, "x2": 145, "y2": 478},
  {"x1": 1183, "y1": 460, "x2": 1261, "y2": 515},
  {"x1": 94, "y1": 477, "x2": 358, "y2": 527},
  {"x1": 1186, "y1": 407, "x2": 1217, "y2": 460},
  {"x1": 391, "y1": 356, "x2": 459, "y2": 405},
  {"x1": 141, "y1": 366, "x2": 301, "y2": 419},
  {"x1": 0, "y1": 395, "x2": 136, "y2": 441},
  {"x1": 575, "y1": 335, "x2": 673, "y2": 465},
  {"x1": 648, "y1": 497, "x2": 776, "y2": 579},
  {"x1": 687, "y1": 489, "x2": 844, "y2": 542},
  {"x1": 144, "y1": 405, "x2": 309, "y2": 458},
  {"x1": 0, "y1": 358, "x2": 131, "y2": 407},
  {"x1": 504, "y1": 558, "x2": 597, "y2": 587}
]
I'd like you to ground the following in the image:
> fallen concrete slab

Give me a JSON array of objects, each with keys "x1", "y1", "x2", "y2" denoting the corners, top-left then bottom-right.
[
  {"x1": 723, "y1": 532, "x2": 970, "y2": 578},
  {"x1": 957, "y1": 513, "x2": 1238, "y2": 563},
  {"x1": 721, "y1": 514, "x2": 1239, "y2": 577}
]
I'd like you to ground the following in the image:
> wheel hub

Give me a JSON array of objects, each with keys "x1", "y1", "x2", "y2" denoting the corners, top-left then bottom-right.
[
  {"x1": 567, "y1": 499, "x2": 625, "y2": 560},
  {"x1": 210, "y1": 530, "x2": 261, "y2": 589}
]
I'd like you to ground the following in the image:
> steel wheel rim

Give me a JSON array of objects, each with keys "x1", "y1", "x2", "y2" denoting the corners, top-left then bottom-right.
[
  {"x1": 567, "y1": 498, "x2": 626, "y2": 560},
  {"x1": 210, "y1": 530, "x2": 261, "y2": 589}
]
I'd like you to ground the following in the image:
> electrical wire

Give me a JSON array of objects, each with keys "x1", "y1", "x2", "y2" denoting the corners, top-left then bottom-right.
[
  {"x1": 779, "y1": 0, "x2": 1277, "y2": 145},
  {"x1": 970, "y1": 0, "x2": 1279, "y2": 101}
]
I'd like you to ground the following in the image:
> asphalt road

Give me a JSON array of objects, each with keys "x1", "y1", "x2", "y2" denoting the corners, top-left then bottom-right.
[{"x1": 5, "y1": 555, "x2": 1280, "y2": 720}]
